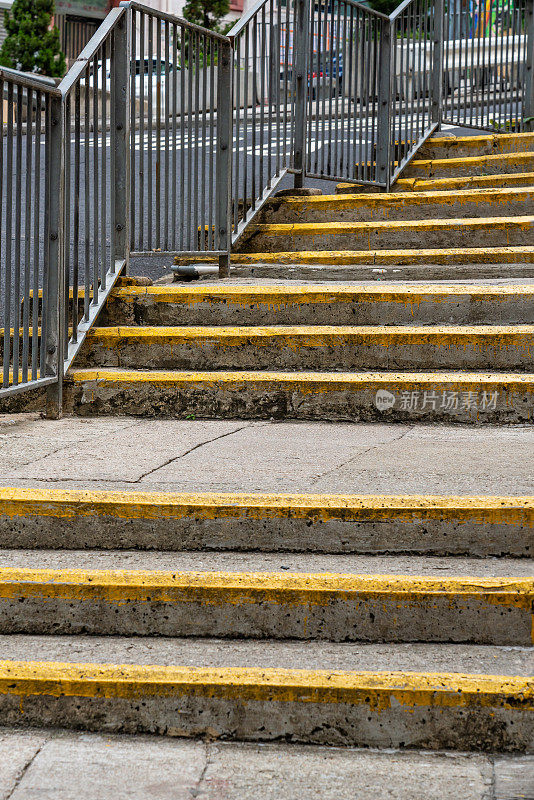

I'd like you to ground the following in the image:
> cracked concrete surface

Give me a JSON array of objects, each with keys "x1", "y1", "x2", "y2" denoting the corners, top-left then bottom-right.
[
  {"x1": 1, "y1": 727, "x2": 533, "y2": 800},
  {"x1": 0, "y1": 414, "x2": 532, "y2": 495}
]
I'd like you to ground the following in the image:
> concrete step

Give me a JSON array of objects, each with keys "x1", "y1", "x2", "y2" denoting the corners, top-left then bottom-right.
[
  {"x1": 66, "y1": 368, "x2": 534, "y2": 423},
  {"x1": 259, "y1": 188, "x2": 534, "y2": 225},
  {"x1": 0, "y1": 563, "x2": 530, "y2": 643},
  {"x1": 105, "y1": 283, "x2": 534, "y2": 327},
  {"x1": 417, "y1": 132, "x2": 534, "y2": 160},
  {"x1": 239, "y1": 217, "x2": 534, "y2": 253},
  {"x1": 5, "y1": 559, "x2": 531, "y2": 643},
  {"x1": 337, "y1": 172, "x2": 534, "y2": 194},
  {"x1": 403, "y1": 152, "x2": 534, "y2": 179},
  {"x1": 1, "y1": 487, "x2": 531, "y2": 556},
  {"x1": 0, "y1": 637, "x2": 530, "y2": 750},
  {"x1": 83, "y1": 325, "x2": 534, "y2": 372}
]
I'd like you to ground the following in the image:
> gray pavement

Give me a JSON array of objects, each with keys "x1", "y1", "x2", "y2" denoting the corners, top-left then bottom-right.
[
  {"x1": 0, "y1": 636, "x2": 531, "y2": 674},
  {"x1": 0, "y1": 726, "x2": 532, "y2": 800},
  {"x1": 0, "y1": 413, "x2": 532, "y2": 496}
]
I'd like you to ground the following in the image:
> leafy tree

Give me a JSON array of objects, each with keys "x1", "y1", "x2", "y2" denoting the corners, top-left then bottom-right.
[
  {"x1": 368, "y1": 0, "x2": 399, "y2": 14},
  {"x1": 0, "y1": 0, "x2": 66, "y2": 77},
  {"x1": 182, "y1": 0, "x2": 230, "y2": 34}
]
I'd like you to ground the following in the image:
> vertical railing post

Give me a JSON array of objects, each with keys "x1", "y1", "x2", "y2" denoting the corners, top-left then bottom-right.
[
  {"x1": 376, "y1": 17, "x2": 392, "y2": 191},
  {"x1": 112, "y1": 8, "x2": 131, "y2": 273},
  {"x1": 293, "y1": 0, "x2": 310, "y2": 188},
  {"x1": 216, "y1": 39, "x2": 233, "y2": 278},
  {"x1": 525, "y1": 0, "x2": 534, "y2": 131},
  {"x1": 431, "y1": 0, "x2": 444, "y2": 128},
  {"x1": 45, "y1": 94, "x2": 65, "y2": 419}
]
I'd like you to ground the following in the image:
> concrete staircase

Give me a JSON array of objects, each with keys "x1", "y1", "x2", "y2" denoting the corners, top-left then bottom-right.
[
  {"x1": 64, "y1": 132, "x2": 534, "y2": 423},
  {"x1": 0, "y1": 132, "x2": 531, "y2": 779}
]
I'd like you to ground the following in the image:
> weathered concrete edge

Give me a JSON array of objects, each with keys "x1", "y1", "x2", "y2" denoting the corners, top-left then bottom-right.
[
  {"x1": 0, "y1": 662, "x2": 530, "y2": 751},
  {"x1": 1, "y1": 488, "x2": 532, "y2": 557}
]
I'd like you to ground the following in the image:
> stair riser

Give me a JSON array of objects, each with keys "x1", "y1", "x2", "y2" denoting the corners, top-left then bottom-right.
[
  {"x1": 242, "y1": 221, "x2": 533, "y2": 253},
  {"x1": 260, "y1": 194, "x2": 533, "y2": 224},
  {"x1": 68, "y1": 379, "x2": 534, "y2": 424},
  {"x1": 1, "y1": 511, "x2": 530, "y2": 557},
  {"x1": 84, "y1": 336, "x2": 534, "y2": 372},
  {"x1": 104, "y1": 294, "x2": 534, "y2": 327},
  {"x1": 418, "y1": 134, "x2": 534, "y2": 159},
  {"x1": 404, "y1": 155, "x2": 534, "y2": 178},
  {"x1": 0, "y1": 594, "x2": 529, "y2": 644},
  {"x1": 0, "y1": 690, "x2": 528, "y2": 752}
]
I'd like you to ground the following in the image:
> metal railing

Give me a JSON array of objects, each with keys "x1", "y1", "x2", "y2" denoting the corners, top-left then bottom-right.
[
  {"x1": 306, "y1": 1, "x2": 386, "y2": 185},
  {"x1": 128, "y1": 3, "x2": 232, "y2": 273},
  {"x1": 442, "y1": 0, "x2": 531, "y2": 131},
  {"x1": 0, "y1": 69, "x2": 62, "y2": 400},
  {"x1": 1, "y1": 0, "x2": 533, "y2": 412},
  {"x1": 228, "y1": 0, "x2": 302, "y2": 243}
]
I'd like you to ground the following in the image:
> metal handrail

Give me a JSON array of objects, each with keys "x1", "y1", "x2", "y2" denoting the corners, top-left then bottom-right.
[{"x1": 0, "y1": 66, "x2": 61, "y2": 95}]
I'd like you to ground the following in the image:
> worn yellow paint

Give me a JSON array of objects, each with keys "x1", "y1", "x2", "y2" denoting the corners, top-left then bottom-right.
[
  {"x1": 249, "y1": 216, "x2": 534, "y2": 237},
  {"x1": 407, "y1": 152, "x2": 534, "y2": 174},
  {"x1": 85, "y1": 324, "x2": 534, "y2": 355},
  {"x1": 0, "y1": 660, "x2": 530, "y2": 709},
  {"x1": 174, "y1": 246, "x2": 534, "y2": 265},
  {"x1": 266, "y1": 187, "x2": 533, "y2": 212},
  {"x1": 421, "y1": 132, "x2": 534, "y2": 152},
  {"x1": 68, "y1": 368, "x2": 534, "y2": 392},
  {"x1": 336, "y1": 173, "x2": 534, "y2": 194},
  {"x1": 112, "y1": 284, "x2": 534, "y2": 302},
  {"x1": 0, "y1": 487, "x2": 532, "y2": 526},
  {"x1": 0, "y1": 568, "x2": 530, "y2": 611},
  {"x1": 423, "y1": 131, "x2": 534, "y2": 148}
]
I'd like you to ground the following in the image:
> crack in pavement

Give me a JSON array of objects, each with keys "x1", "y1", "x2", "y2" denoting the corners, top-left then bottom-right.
[
  {"x1": 133, "y1": 422, "x2": 256, "y2": 483},
  {"x1": 310, "y1": 426, "x2": 416, "y2": 486},
  {"x1": 6, "y1": 737, "x2": 47, "y2": 799},
  {"x1": 188, "y1": 740, "x2": 211, "y2": 798}
]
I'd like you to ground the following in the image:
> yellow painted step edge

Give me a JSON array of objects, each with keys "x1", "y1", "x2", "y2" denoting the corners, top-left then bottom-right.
[
  {"x1": 250, "y1": 216, "x2": 534, "y2": 235},
  {"x1": 0, "y1": 487, "x2": 532, "y2": 524},
  {"x1": 0, "y1": 661, "x2": 530, "y2": 707},
  {"x1": 86, "y1": 324, "x2": 534, "y2": 342},
  {"x1": 68, "y1": 369, "x2": 534, "y2": 388},
  {"x1": 422, "y1": 132, "x2": 534, "y2": 147},
  {"x1": 0, "y1": 568, "x2": 531, "y2": 608},
  {"x1": 177, "y1": 246, "x2": 534, "y2": 265},
  {"x1": 112, "y1": 284, "x2": 534, "y2": 302},
  {"x1": 336, "y1": 174, "x2": 534, "y2": 193},
  {"x1": 409, "y1": 152, "x2": 534, "y2": 168},
  {"x1": 267, "y1": 187, "x2": 534, "y2": 207}
]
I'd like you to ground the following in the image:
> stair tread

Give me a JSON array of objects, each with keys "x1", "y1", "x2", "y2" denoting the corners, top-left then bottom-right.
[
  {"x1": 69, "y1": 367, "x2": 534, "y2": 382},
  {"x1": 268, "y1": 186, "x2": 534, "y2": 203},
  {"x1": 114, "y1": 282, "x2": 534, "y2": 297},
  {"x1": 250, "y1": 216, "x2": 534, "y2": 232},
  {"x1": 0, "y1": 635, "x2": 530, "y2": 675},
  {"x1": 1, "y1": 550, "x2": 532, "y2": 576},
  {"x1": 88, "y1": 324, "x2": 534, "y2": 337},
  {"x1": 409, "y1": 152, "x2": 533, "y2": 167}
]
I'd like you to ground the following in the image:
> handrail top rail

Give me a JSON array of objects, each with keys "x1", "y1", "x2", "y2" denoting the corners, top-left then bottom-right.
[
  {"x1": 0, "y1": 65, "x2": 62, "y2": 96},
  {"x1": 389, "y1": 0, "x2": 416, "y2": 21},
  {"x1": 228, "y1": 0, "x2": 388, "y2": 40},
  {"x1": 126, "y1": 0, "x2": 231, "y2": 43}
]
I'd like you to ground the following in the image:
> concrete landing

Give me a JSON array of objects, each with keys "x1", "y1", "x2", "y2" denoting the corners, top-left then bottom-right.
[
  {"x1": 2, "y1": 727, "x2": 532, "y2": 800},
  {"x1": 1, "y1": 413, "x2": 532, "y2": 495}
]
